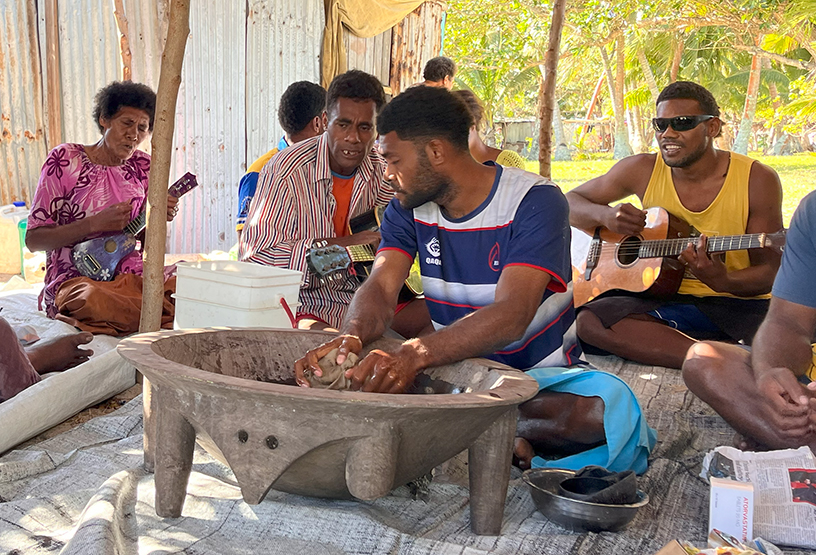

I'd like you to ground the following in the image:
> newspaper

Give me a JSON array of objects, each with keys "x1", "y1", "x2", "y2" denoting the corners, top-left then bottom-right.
[{"x1": 701, "y1": 446, "x2": 816, "y2": 550}]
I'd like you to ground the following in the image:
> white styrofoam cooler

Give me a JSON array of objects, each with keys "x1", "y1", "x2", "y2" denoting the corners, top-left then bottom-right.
[{"x1": 173, "y1": 260, "x2": 302, "y2": 329}]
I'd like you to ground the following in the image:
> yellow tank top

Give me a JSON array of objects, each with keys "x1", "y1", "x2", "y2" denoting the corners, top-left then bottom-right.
[
  {"x1": 642, "y1": 151, "x2": 767, "y2": 299},
  {"x1": 496, "y1": 149, "x2": 526, "y2": 169}
]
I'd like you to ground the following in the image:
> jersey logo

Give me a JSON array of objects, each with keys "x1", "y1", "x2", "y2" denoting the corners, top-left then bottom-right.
[
  {"x1": 488, "y1": 242, "x2": 501, "y2": 272},
  {"x1": 424, "y1": 237, "x2": 441, "y2": 266},
  {"x1": 425, "y1": 237, "x2": 441, "y2": 257}
]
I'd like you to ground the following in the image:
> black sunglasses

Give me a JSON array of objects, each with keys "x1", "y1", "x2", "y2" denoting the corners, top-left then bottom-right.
[{"x1": 651, "y1": 115, "x2": 715, "y2": 133}]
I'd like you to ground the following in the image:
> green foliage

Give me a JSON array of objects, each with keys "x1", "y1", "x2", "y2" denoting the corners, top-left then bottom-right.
[{"x1": 445, "y1": 0, "x2": 816, "y2": 154}]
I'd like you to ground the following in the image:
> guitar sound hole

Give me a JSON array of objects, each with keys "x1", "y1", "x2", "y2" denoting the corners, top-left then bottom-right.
[
  {"x1": 616, "y1": 236, "x2": 641, "y2": 266},
  {"x1": 104, "y1": 239, "x2": 118, "y2": 253}
]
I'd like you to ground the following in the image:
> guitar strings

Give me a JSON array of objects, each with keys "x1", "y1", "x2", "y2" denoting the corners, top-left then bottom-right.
[{"x1": 591, "y1": 234, "x2": 766, "y2": 256}]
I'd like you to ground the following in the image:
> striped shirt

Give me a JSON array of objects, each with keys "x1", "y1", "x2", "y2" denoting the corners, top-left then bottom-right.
[
  {"x1": 238, "y1": 133, "x2": 393, "y2": 327},
  {"x1": 379, "y1": 164, "x2": 582, "y2": 369}
]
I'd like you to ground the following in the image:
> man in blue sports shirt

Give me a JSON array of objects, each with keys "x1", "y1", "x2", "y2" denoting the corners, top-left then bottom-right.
[{"x1": 295, "y1": 86, "x2": 655, "y2": 473}]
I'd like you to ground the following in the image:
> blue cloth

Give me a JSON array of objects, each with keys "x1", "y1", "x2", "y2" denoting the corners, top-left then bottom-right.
[
  {"x1": 379, "y1": 165, "x2": 582, "y2": 369},
  {"x1": 773, "y1": 190, "x2": 816, "y2": 308},
  {"x1": 646, "y1": 303, "x2": 720, "y2": 333},
  {"x1": 525, "y1": 366, "x2": 657, "y2": 475}
]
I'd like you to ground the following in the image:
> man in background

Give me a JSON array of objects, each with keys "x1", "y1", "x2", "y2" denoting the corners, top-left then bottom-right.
[
  {"x1": 418, "y1": 56, "x2": 456, "y2": 90},
  {"x1": 236, "y1": 81, "x2": 326, "y2": 235}
]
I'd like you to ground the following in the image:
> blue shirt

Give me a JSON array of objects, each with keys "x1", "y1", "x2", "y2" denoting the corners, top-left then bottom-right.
[
  {"x1": 236, "y1": 136, "x2": 289, "y2": 230},
  {"x1": 773, "y1": 190, "x2": 816, "y2": 308},
  {"x1": 378, "y1": 164, "x2": 582, "y2": 370}
]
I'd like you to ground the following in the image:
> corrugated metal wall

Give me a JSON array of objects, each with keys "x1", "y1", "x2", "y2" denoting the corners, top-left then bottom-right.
[
  {"x1": 344, "y1": 27, "x2": 392, "y2": 88},
  {"x1": 246, "y1": 0, "x2": 323, "y2": 167},
  {"x1": 57, "y1": 0, "x2": 122, "y2": 146},
  {"x1": 168, "y1": 0, "x2": 247, "y2": 254},
  {"x1": 123, "y1": 0, "x2": 165, "y2": 90},
  {"x1": 0, "y1": 0, "x2": 47, "y2": 205},
  {"x1": 390, "y1": 1, "x2": 445, "y2": 95},
  {"x1": 1, "y1": 0, "x2": 444, "y2": 252}
]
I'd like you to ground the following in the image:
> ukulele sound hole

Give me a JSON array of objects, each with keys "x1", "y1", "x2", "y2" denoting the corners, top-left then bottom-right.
[
  {"x1": 616, "y1": 236, "x2": 641, "y2": 266},
  {"x1": 104, "y1": 239, "x2": 118, "y2": 253}
]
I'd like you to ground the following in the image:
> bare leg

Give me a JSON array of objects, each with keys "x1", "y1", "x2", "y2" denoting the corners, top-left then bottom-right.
[
  {"x1": 683, "y1": 341, "x2": 816, "y2": 451},
  {"x1": 25, "y1": 332, "x2": 94, "y2": 374},
  {"x1": 577, "y1": 310, "x2": 695, "y2": 369},
  {"x1": 0, "y1": 317, "x2": 41, "y2": 401},
  {"x1": 514, "y1": 391, "x2": 606, "y2": 469}
]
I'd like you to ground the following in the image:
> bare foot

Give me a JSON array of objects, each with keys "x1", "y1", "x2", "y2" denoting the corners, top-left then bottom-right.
[
  {"x1": 513, "y1": 437, "x2": 535, "y2": 470},
  {"x1": 732, "y1": 432, "x2": 769, "y2": 452},
  {"x1": 25, "y1": 333, "x2": 94, "y2": 374}
]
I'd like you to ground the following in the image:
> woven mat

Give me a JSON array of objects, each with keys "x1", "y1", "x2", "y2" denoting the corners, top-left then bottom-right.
[{"x1": 0, "y1": 356, "x2": 810, "y2": 554}]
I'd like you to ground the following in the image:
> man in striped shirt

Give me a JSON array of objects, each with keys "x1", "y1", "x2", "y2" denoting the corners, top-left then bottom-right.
[
  {"x1": 239, "y1": 70, "x2": 429, "y2": 335},
  {"x1": 296, "y1": 87, "x2": 655, "y2": 474}
]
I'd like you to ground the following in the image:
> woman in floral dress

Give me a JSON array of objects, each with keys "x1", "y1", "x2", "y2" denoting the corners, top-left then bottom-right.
[{"x1": 26, "y1": 81, "x2": 179, "y2": 336}]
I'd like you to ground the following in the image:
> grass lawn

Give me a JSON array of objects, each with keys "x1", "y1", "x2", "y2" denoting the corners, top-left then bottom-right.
[{"x1": 526, "y1": 152, "x2": 816, "y2": 227}]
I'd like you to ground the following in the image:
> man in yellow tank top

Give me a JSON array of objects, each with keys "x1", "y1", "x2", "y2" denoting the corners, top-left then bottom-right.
[{"x1": 566, "y1": 82, "x2": 783, "y2": 369}]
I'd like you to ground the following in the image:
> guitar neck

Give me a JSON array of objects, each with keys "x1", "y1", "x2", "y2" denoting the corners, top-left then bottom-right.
[
  {"x1": 347, "y1": 244, "x2": 376, "y2": 262},
  {"x1": 638, "y1": 233, "x2": 769, "y2": 258}
]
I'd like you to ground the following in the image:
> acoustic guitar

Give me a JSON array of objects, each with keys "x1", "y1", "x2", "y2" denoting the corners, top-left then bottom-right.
[
  {"x1": 72, "y1": 173, "x2": 198, "y2": 281},
  {"x1": 571, "y1": 206, "x2": 786, "y2": 307},
  {"x1": 305, "y1": 206, "x2": 423, "y2": 301}
]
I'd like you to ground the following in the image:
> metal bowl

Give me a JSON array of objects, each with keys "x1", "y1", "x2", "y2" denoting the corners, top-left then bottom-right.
[{"x1": 523, "y1": 468, "x2": 649, "y2": 532}]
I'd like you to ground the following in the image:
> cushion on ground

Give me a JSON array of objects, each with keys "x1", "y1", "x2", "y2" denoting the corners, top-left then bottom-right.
[{"x1": 0, "y1": 290, "x2": 135, "y2": 454}]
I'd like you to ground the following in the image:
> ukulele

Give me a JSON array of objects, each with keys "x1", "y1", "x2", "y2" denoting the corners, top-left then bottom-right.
[
  {"x1": 71, "y1": 173, "x2": 198, "y2": 281},
  {"x1": 305, "y1": 206, "x2": 423, "y2": 300},
  {"x1": 571, "y1": 206, "x2": 786, "y2": 307}
]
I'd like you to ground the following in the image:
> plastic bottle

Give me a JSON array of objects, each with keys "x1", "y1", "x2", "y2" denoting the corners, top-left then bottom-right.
[{"x1": 0, "y1": 202, "x2": 29, "y2": 275}]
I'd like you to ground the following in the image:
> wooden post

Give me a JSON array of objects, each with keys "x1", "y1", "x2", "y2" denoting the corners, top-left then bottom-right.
[
  {"x1": 44, "y1": 0, "x2": 62, "y2": 150},
  {"x1": 538, "y1": 0, "x2": 567, "y2": 179},
  {"x1": 140, "y1": 0, "x2": 189, "y2": 333},
  {"x1": 140, "y1": 0, "x2": 190, "y2": 473}
]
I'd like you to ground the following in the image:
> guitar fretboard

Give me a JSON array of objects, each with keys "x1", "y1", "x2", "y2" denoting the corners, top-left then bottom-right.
[
  {"x1": 347, "y1": 244, "x2": 376, "y2": 263},
  {"x1": 638, "y1": 234, "x2": 766, "y2": 258}
]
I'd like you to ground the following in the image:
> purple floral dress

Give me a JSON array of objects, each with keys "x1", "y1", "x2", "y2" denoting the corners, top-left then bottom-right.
[{"x1": 29, "y1": 144, "x2": 151, "y2": 317}]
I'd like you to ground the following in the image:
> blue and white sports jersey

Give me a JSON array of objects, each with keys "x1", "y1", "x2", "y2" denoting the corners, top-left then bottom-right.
[{"x1": 379, "y1": 164, "x2": 582, "y2": 370}]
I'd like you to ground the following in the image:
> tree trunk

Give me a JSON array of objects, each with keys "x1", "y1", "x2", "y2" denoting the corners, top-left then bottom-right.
[
  {"x1": 140, "y1": 0, "x2": 189, "y2": 332},
  {"x1": 600, "y1": 37, "x2": 633, "y2": 160},
  {"x1": 553, "y1": 100, "x2": 571, "y2": 161},
  {"x1": 733, "y1": 51, "x2": 762, "y2": 155},
  {"x1": 577, "y1": 75, "x2": 605, "y2": 142},
  {"x1": 632, "y1": 104, "x2": 649, "y2": 153},
  {"x1": 538, "y1": 0, "x2": 567, "y2": 179},
  {"x1": 638, "y1": 47, "x2": 660, "y2": 104},
  {"x1": 670, "y1": 34, "x2": 684, "y2": 82}
]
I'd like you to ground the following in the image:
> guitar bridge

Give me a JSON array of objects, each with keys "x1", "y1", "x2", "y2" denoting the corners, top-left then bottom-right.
[{"x1": 584, "y1": 228, "x2": 602, "y2": 280}]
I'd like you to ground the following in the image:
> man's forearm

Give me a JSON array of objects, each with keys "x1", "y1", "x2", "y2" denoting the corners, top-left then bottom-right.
[
  {"x1": 400, "y1": 301, "x2": 529, "y2": 371},
  {"x1": 752, "y1": 317, "x2": 813, "y2": 378},
  {"x1": 565, "y1": 191, "x2": 612, "y2": 230},
  {"x1": 707, "y1": 264, "x2": 777, "y2": 297},
  {"x1": 340, "y1": 279, "x2": 397, "y2": 345}
]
